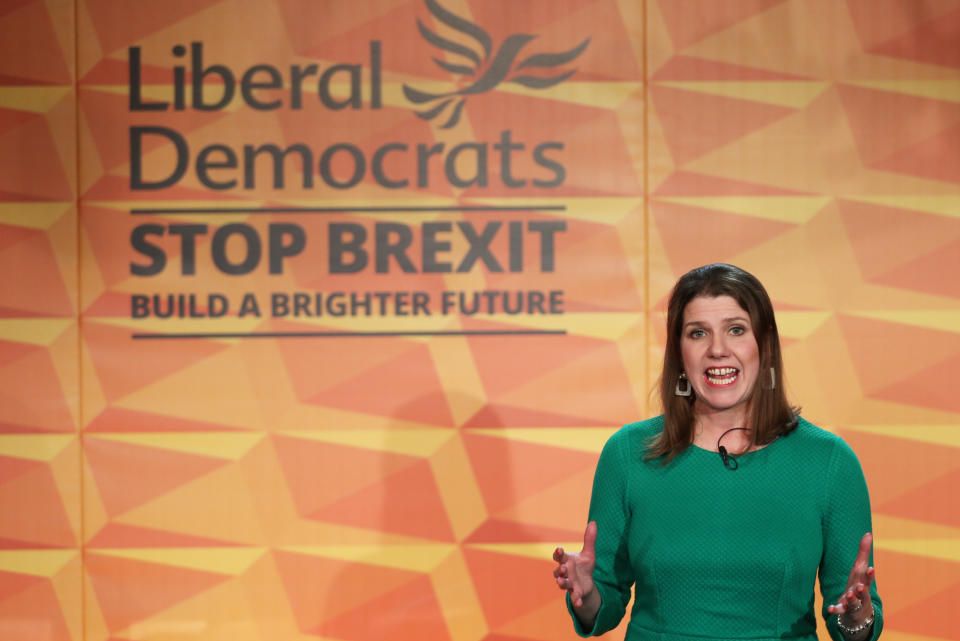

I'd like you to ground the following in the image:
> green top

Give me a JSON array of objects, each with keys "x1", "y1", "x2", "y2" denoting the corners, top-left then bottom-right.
[{"x1": 567, "y1": 416, "x2": 883, "y2": 641}]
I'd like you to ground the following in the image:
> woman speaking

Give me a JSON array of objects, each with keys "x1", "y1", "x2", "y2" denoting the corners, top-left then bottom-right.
[{"x1": 552, "y1": 264, "x2": 882, "y2": 641}]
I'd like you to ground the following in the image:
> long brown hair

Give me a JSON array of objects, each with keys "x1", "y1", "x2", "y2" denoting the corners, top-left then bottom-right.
[{"x1": 647, "y1": 263, "x2": 798, "y2": 462}]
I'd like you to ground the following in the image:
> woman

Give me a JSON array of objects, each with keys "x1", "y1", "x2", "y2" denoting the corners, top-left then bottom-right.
[{"x1": 552, "y1": 264, "x2": 882, "y2": 641}]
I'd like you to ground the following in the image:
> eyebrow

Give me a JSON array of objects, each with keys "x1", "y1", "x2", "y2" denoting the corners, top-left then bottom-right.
[{"x1": 683, "y1": 316, "x2": 751, "y2": 329}]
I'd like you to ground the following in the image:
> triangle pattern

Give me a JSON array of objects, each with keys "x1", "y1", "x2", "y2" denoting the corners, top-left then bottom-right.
[
  {"x1": 307, "y1": 342, "x2": 455, "y2": 426},
  {"x1": 836, "y1": 198, "x2": 960, "y2": 287},
  {"x1": 0, "y1": 570, "x2": 41, "y2": 603},
  {"x1": 650, "y1": 84, "x2": 794, "y2": 165},
  {"x1": 464, "y1": 519, "x2": 582, "y2": 544},
  {"x1": 271, "y1": 548, "x2": 422, "y2": 630},
  {"x1": 844, "y1": 0, "x2": 960, "y2": 54},
  {"x1": 837, "y1": 431, "x2": 960, "y2": 507},
  {"x1": 85, "y1": 552, "x2": 229, "y2": 633},
  {"x1": 462, "y1": 432, "x2": 598, "y2": 515},
  {"x1": 656, "y1": 0, "x2": 788, "y2": 50},
  {"x1": 874, "y1": 121, "x2": 960, "y2": 183},
  {"x1": 886, "y1": 579, "x2": 960, "y2": 637},
  {"x1": 875, "y1": 350, "x2": 960, "y2": 414},
  {"x1": 84, "y1": 407, "x2": 244, "y2": 433},
  {"x1": 86, "y1": 523, "x2": 240, "y2": 549},
  {"x1": 652, "y1": 55, "x2": 811, "y2": 81},
  {"x1": 271, "y1": 434, "x2": 423, "y2": 519},
  {"x1": 878, "y1": 466, "x2": 960, "y2": 529},
  {"x1": 82, "y1": 320, "x2": 226, "y2": 403},
  {"x1": 463, "y1": 403, "x2": 607, "y2": 428},
  {"x1": 835, "y1": 84, "x2": 960, "y2": 167},
  {"x1": 317, "y1": 574, "x2": 452, "y2": 641},
  {"x1": 84, "y1": 437, "x2": 226, "y2": 517},
  {"x1": 312, "y1": 460, "x2": 456, "y2": 541},
  {"x1": 876, "y1": 238, "x2": 960, "y2": 300},
  {"x1": 654, "y1": 170, "x2": 812, "y2": 196},
  {"x1": 83, "y1": 0, "x2": 224, "y2": 57},
  {"x1": 0, "y1": 2, "x2": 71, "y2": 84},
  {"x1": 835, "y1": 315, "x2": 960, "y2": 399},
  {"x1": 652, "y1": 199, "x2": 794, "y2": 273},
  {"x1": 463, "y1": 546, "x2": 558, "y2": 630},
  {"x1": 871, "y1": 6, "x2": 960, "y2": 70},
  {"x1": 0, "y1": 575, "x2": 71, "y2": 641},
  {"x1": 0, "y1": 460, "x2": 74, "y2": 547},
  {"x1": 873, "y1": 547, "x2": 960, "y2": 615}
]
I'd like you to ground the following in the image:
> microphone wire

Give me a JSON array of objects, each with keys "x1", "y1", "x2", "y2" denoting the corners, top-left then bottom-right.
[{"x1": 717, "y1": 427, "x2": 750, "y2": 470}]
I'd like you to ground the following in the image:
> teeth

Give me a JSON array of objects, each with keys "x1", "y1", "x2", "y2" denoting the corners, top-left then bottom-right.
[
  {"x1": 706, "y1": 367, "x2": 737, "y2": 375},
  {"x1": 705, "y1": 367, "x2": 738, "y2": 385}
]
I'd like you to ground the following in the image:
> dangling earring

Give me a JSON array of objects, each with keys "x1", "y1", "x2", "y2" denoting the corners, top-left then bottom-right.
[
  {"x1": 768, "y1": 367, "x2": 776, "y2": 390},
  {"x1": 675, "y1": 371, "x2": 692, "y2": 396}
]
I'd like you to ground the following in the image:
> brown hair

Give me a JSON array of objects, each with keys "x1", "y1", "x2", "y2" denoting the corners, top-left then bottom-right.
[{"x1": 647, "y1": 263, "x2": 798, "y2": 462}]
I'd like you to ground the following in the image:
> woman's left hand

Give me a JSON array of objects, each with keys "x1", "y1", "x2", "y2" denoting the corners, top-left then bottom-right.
[{"x1": 827, "y1": 532, "x2": 875, "y2": 633}]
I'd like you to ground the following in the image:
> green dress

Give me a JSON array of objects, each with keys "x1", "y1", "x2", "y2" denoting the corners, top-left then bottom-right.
[{"x1": 567, "y1": 416, "x2": 883, "y2": 641}]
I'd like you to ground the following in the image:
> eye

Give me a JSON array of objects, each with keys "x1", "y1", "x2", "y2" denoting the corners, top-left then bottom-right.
[
  {"x1": 689, "y1": 328, "x2": 706, "y2": 339},
  {"x1": 729, "y1": 326, "x2": 746, "y2": 336}
]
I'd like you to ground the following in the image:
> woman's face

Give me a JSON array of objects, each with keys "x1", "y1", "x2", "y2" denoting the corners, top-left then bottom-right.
[{"x1": 680, "y1": 295, "x2": 760, "y2": 423}]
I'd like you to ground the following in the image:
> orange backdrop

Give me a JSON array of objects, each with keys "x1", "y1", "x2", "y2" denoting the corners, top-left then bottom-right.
[{"x1": 1, "y1": 1, "x2": 959, "y2": 640}]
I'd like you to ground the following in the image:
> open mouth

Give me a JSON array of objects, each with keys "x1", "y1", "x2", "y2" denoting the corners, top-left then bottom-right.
[{"x1": 704, "y1": 367, "x2": 739, "y2": 386}]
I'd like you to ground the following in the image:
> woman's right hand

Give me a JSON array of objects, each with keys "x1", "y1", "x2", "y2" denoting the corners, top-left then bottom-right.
[{"x1": 553, "y1": 521, "x2": 598, "y2": 608}]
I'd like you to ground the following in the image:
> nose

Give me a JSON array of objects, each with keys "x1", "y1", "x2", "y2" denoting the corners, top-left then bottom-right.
[{"x1": 707, "y1": 333, "x2": 728, "y2": 357}]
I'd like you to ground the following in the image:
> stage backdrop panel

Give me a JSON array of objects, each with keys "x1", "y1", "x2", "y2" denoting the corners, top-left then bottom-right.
[
  {"x1": 0, "y1": 1, "x2": 956, "y2": 640},
  {"x1": 645, "y1": 2, "x2": 960, "y2": 639},
  {"x1": 0, "y1": 1, "x2": 83, "y2": 641},
  {"x1": 77, "y1": 1, "x2": 645, "y2": 641}
]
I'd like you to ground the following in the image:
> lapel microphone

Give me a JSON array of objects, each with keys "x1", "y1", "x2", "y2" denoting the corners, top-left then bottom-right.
[{"x1": 717, "y1": 427, "x2": 750, "y2": 470}]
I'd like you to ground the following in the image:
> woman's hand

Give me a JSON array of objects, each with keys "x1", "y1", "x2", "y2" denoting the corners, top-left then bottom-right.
[
  {"x1": 827, "y1": 532, "x2": 876, "y2": 637},
  {"x1": 553, "y1": 521, "x2": 599, "y2": 613}
]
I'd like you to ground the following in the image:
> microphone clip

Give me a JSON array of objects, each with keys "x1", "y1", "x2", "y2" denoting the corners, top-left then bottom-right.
[
  {"x1": 716, "y1": 427, "x2": 750, "y2": 470},
  {"x1": 718, "y1": 445, "x2": 738, "y2": 470}
]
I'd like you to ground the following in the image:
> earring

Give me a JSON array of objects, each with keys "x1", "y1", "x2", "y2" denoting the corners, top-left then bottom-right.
[
  {"x1": 769, "y1": 367, "x2": 776, "y2": 390},
  {"x1": 675, "y1": 371, "x2": 692, "y2": 396}
]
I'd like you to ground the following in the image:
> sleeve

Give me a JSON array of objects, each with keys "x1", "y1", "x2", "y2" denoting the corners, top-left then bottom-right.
[
  {"x1": 566, "y1": 428, "x2": 636, "y2": 637},
  {"x1": 819, "y1": 437, "x2": 883, "y2": 641}
]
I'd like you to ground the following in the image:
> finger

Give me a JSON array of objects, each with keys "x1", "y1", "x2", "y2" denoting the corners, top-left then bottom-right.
[
  {"x1": 582, "y1": 521, "x2": 598, "y2": 555},
  {"x1": 844, "y1": 591, "x2": 860, "y2": 609},
  {"x1": 845, "y1": 532, "x2": 873, "y2": 585},
  {"x1": 855, "y1": 532, "x2": 872, "y2": 569},
  {"x1": 553, "y1": 546, "x2": 565, "y2": 562},
  {"x1": 855, "y1": 580, "x2": 874, "y2": 607}
]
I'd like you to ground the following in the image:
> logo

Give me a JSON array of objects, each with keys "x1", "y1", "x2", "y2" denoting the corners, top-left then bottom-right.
[{"x1": 403, "y1": 0, "x2": 590, "y2": 129}]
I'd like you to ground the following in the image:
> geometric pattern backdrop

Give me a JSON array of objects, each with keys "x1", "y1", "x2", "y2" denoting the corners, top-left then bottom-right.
[{"x1": 1, "y1": 1, "x2": 958, "y2": 641}]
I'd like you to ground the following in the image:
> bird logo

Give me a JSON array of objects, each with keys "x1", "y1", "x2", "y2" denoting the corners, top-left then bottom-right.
[{"x1": 403, "y1": 0, "x2": 590, "y2": 129}]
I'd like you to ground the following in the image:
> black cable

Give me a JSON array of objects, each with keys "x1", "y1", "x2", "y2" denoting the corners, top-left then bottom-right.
[{"x1": 717, "y1": 427, "x2": 750, "y2": 470}]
